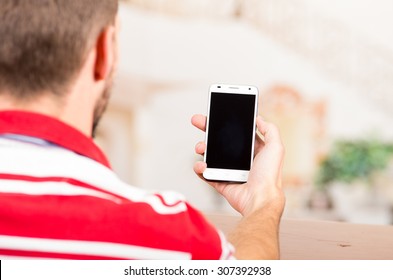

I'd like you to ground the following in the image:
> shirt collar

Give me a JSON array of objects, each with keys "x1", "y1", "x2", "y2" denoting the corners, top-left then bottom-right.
[{"x1": 0, "y1": 110, "x2": 111, "y2": 169}]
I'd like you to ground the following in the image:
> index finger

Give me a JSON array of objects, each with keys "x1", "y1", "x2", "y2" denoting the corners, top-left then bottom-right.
[{"x1": 191, "y1": 114, "x2": 207, "y2": 132}]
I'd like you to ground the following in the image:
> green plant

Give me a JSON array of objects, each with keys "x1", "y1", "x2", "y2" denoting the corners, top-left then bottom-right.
[{"x1": 315, "y1": 140, "x2": 393, "y2": 189}]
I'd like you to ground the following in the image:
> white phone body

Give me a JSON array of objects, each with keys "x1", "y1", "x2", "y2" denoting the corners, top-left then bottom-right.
[{"x1": 203, "y1": 84, "x2": 259, "y2": 183}]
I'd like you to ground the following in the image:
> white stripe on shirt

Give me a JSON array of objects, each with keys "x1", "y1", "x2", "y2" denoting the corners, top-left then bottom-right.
[
  {"x1": 0, "y1": 180, "x2": 122, "y2": 203},
  {"x1": 0, "y1": 141, "x2": 187, "y2": 215},
  {"x1": 0, "y1": 235, "x2": 191, "y2": 260}
]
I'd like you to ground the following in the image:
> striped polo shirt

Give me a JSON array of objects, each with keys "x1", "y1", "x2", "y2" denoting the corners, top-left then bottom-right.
[{"x1": 0, "y1": 110, "x2": 234, "y2": 260}]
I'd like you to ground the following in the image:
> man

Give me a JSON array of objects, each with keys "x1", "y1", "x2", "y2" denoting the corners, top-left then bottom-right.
[{"x1": 0, "y1": 1, "x2": 285, "y2": 259}]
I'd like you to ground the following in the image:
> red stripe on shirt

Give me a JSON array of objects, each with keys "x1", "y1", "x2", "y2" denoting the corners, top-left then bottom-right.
[
  {"x1": 154, "y1": 193, "x2": 184, "y2": 207},
  {"x1": 0, "y1": 173, "x2": 187, "y2": 209}
]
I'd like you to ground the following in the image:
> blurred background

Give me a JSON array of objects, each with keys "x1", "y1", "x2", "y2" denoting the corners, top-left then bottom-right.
[{"x1": 96, "y1": 0, "x2": 393, "y2": 225}]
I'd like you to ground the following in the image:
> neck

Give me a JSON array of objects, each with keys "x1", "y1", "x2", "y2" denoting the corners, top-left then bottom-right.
[{"x1": 0, "y1": 92, "x2": 93, "y2": 137}]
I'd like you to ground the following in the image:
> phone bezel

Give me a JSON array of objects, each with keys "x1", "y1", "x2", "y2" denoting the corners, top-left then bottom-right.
[{"x1": 203, "y1": 84, "x2": 259, "y2": 183}]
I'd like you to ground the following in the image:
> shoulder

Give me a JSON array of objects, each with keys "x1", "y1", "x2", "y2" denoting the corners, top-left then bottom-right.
[{"x1": 0, "y1": 143, "x2": 234, "y2": 259}]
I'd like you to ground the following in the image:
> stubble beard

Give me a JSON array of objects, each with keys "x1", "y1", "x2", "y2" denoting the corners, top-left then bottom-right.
[{"x1": 91, "y1": 72, "x2": 113, "y2": 138}]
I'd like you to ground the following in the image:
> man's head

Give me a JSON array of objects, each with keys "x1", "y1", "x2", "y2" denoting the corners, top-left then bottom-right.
[{"x1": 0, "y1": 0, "x2": 119, "y2": 136}]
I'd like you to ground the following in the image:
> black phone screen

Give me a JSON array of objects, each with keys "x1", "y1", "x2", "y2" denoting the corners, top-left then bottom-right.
[{"x1": 206, "y1": 92, "x2": 256, "y2": 171}]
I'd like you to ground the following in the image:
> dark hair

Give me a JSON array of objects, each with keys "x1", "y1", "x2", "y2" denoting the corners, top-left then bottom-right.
[{"x1": 0, "y1": 0, "x2": 118, "y2": 99}]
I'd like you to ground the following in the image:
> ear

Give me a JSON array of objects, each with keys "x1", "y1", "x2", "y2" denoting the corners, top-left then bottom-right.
[{"x1": 94, "y1": 25, "x2": 116, "y2": 81}]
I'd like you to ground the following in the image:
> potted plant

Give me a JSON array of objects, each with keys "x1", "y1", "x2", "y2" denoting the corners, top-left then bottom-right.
[{"x1": 314, "y1": 139, "x2": 393, "y2": 223}]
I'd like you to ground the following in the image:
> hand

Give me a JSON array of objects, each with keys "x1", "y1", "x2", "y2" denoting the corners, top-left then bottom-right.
[{"x1": 191, "y1": 114, "x2": 285, "y2": 217}]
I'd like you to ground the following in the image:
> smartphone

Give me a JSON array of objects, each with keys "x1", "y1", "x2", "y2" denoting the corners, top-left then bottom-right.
[{"x1": 203, "y1": 84, "x2": 259, "y2": 182}]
